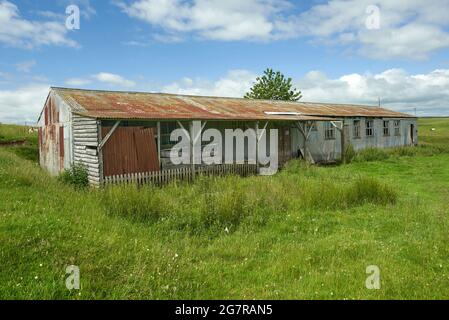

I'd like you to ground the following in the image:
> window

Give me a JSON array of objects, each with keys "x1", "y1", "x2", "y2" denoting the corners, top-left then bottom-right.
[
  {"x1": 324, "y1": 122, "x2": 335, "y2": 140},
  {"x1": 366, "y1": 119, "x2": 374, "y2": 137},
  {"x1": 161, "y1": 122, "x2": 181, "y2": 147},
  {"x1": 383, "y1": 120, "x2": 390, "y2": 136},
  {"x1": 353, "y1": 120, "x2": 361, "y2": 138},
  {"x1": 394, "y1": 120, "x2": 401, "y2": 136}
]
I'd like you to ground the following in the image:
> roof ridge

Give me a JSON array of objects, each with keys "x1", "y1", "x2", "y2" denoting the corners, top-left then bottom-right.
[
  {"x1": 51, "y1": 87, "x2": 388, "y2": 109},
  {"x1": 51, "y1": 87, "x2": 415, "y2": 119}
]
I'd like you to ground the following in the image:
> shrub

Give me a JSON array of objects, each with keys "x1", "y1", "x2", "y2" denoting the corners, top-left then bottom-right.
[{"x1": 59, "y1": 164, "x2": 89, "y2": 189}]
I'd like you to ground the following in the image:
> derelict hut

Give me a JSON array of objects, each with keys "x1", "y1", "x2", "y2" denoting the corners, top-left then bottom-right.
[{"x1": 37, "y1": 87, "x2": 417, "y2": 186}]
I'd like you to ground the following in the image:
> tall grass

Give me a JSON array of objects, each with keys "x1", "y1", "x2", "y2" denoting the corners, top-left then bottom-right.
[
  {"x1": 354, "y1": 147, "x2": 390, "y2": 162},
  {"x1": 101, "y1": 164, "x2": 398, "y2": 236}
]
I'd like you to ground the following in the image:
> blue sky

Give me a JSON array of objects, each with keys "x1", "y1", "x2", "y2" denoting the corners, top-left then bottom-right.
[{"x1": 1, "y1": 0, "x2": 449, "y2": 123}]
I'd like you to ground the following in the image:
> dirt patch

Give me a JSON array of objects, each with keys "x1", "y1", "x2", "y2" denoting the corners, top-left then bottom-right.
[{"x1": 0, "y1": 140, "x2": 28, "y2": 147}]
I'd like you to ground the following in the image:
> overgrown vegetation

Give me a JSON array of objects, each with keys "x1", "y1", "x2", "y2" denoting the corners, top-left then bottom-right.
[
  {"x1": 1, "y1": 118, "x2": 449, "y2": 299},
  {"x1": 58, "y1": 164, "x2": 89, "y2": 189},
  {"x1": 102, "y1": 172, "x2": 397, "y2": 236}
]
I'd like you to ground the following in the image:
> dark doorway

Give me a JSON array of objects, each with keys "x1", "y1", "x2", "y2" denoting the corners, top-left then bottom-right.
[
  {"x1": 278, "y1": 127, "x2": 292, "y2": 167},
  {"x1": 410, "y1": 124, "x2": 415, "y2": 145}
]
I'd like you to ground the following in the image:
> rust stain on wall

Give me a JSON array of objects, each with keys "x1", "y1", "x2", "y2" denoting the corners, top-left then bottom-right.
[{"x1": 39, "y1": 95, "x2": 65, "y2": 175}]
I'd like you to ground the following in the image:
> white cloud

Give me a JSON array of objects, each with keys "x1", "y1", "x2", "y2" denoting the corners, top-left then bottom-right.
[
  {"x1": 163, "y1": 68, "x2": 449, "y2": 116},
  {"x1": 0, "y1": 0, "x2": 77, "y2": 48},
  {"x1": 65, "y1": 73, "x2": 136, "y2": 88},
  {"x1": 65, "y1": 78, "x2": 93, "y2": 86},
  {"x1": 295, "y1": 0, "x2": 449, "y2": 59},
  {"x1": 92, "y1": 73, "x2": 136, "y2": 87},
  {"x1": 0, "y1": 84, "x2": 49, "y2": 124},
  {"x1": 119, "y1": 0, "x2": 294, "y2": 41},
  {"x1": 162, "y1": 70, "x2": 256, "y2": 97},
  {"x1": 297, "y1": 69, "x2": 449, "y2": 116},
  {"x1": 119, "y1": 0, "x2": 449, "y2": 59},
  {"x1": 15, "y1": 60, "x2": 37, "y2": 73}
]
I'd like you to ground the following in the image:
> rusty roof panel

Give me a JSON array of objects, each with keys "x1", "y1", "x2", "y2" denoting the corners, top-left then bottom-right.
[{"x1": 52, "y1": 87, "x2": 415, "y2": 121}]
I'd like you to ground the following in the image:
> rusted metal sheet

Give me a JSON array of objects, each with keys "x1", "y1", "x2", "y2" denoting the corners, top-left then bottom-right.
[
  {"x1": 59, "y1": 126, "x2": 64, "y2": 169},
  {"x1": 52, "y1": 87, "x2": 414, "y2": 121},
  {"x1": 44, "y1": 107, "x2": 48, "y2": 125},
  {"x1": 101, "y1": 126, "x2": 160, "y2": 176},
  {"x1": 39, "y1": 94, "x2": 67, "y2": 176}
]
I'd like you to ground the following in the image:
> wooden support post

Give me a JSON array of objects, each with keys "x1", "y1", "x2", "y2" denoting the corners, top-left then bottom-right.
[
  {"x1": 331, "y1": 120, "x2": 345, "y2": 163},
  {"x1": 157, "y1": 121, "x2": 161, "y2": 170},
  {"x1": 303, "y1": 122, "x2": 309, "y2": 161},
  {"x1": 190, "y1": 121, "x2": 195, "y2": 182},
  {"x1": 296, "y1": 122, "x2": 306, "y2": 160},
  {"x1": 340, "y1": 120, "x2": 349, "y2": 163},
  {"x1": 255, "y1": 121, "x2": 259, "y2": 174},
  {"x1": 340, "y1": 122, "x2": 345, "y2": 163},
  {"x1": 97, "y1": 120, "x2": 104, "y2": 186}
]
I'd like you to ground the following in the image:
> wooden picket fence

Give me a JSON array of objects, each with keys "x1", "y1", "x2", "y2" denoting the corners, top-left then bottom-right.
[{"x1": 103, "y1": 164, "x2": 258, "y2": 186}]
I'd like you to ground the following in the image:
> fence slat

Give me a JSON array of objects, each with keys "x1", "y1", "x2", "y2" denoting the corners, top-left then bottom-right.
[{"x1": 103, "y1": 164, "x2": 258, "y2": 186}]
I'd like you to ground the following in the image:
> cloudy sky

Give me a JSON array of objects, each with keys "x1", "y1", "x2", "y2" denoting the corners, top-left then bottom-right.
[{"x1": 1, "y1": 0, "x2": 449, "y2": 123}]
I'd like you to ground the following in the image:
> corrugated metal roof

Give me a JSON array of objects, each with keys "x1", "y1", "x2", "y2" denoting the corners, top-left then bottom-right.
[{"x1": 52, "y1": 87, "x2": 415, "y2": 121}]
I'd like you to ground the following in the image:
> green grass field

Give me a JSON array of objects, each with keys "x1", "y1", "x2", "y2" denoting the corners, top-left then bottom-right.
[{"x1": 1, "y1": 119, "x2": 448, "y2": 300}]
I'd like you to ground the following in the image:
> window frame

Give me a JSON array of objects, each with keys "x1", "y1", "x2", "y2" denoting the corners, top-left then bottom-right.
[
  {"x1": 383, "y1": 120, "x2": 390, "y2": 136},
  {"x1": 365, "y1": 119, "x2": 374, "y2": 137},
  {"x1": 353, "y1": 120, "x2": 361, "y2": 139},
  {"x1": 394, "y1": 120, "x2": 401, "y2": 136},
  {"x1": 324, "y1": 122, "x2": 336, "y2": 140}
]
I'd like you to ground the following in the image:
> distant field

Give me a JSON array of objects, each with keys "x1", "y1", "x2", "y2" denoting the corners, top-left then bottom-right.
[
  {"x1": 0, "y1": 124, "x2": 38, "y2": 162},
  {"x1": 0, "y1": 118, "x2": 448, "y2": 299}
]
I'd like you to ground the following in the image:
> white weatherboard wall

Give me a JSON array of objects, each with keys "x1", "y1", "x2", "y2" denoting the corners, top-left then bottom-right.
[
  {"x1": 291, "y1": 121, "x2": 342, "y2": 163},
  {"x1": 291, "y1": 117, "x2": 418, "y2": 163},
  {"x1": 347, "y1": 118, "x2": 418, "y2": 151},
  {"x1": 72, "y1": 114, "x2": 102, "y2": 186}
]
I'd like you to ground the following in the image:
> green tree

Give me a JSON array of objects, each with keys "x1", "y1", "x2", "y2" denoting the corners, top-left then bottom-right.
[{"x1": 244, "y1": 68, "x2": 302, "y2": 101}]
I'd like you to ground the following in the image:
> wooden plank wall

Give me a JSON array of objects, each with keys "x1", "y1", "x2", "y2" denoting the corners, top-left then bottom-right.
[
  {"x1": 104, "y1": 164, "x2": 257, "y2": 186},
  {"x1": 72, "y1": 114, "x2": 101, "y2": 186}
]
